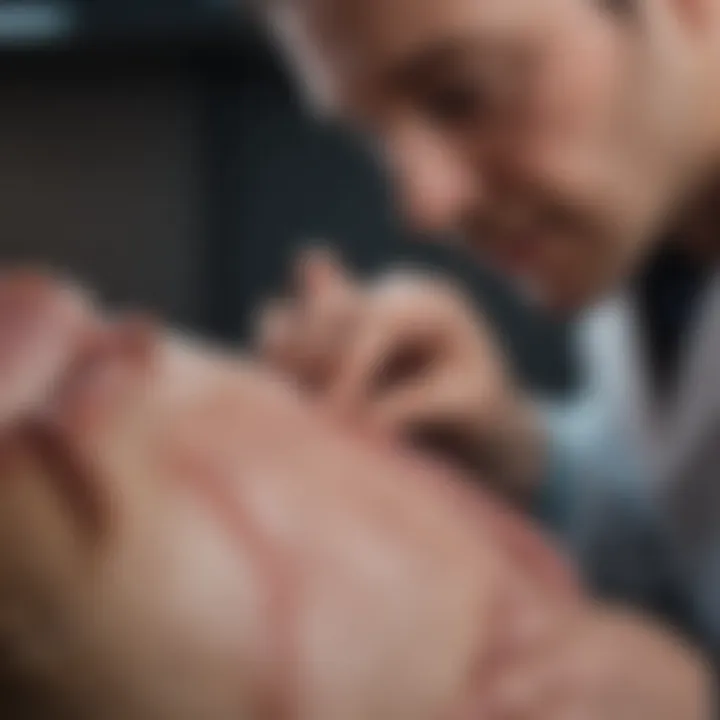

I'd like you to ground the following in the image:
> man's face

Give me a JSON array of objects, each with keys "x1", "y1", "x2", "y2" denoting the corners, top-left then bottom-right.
[
  {"x1": 279, "y1": 0, "x2": 706, "y2": 310},
  {"x1": 0, "y1": 275, "x2": 576, "y2": 719}
]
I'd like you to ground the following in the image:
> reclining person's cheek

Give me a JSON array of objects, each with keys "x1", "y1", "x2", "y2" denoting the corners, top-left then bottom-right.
[
  {"x1": 80, "y1": 357, "x2": 496, "y2": 718},
  {"x1": 0, "y1": 308, "x2": 584, "y2": 720},
  {"x1": 77, "y1": 489, "x2": 280, "y2": 720}
]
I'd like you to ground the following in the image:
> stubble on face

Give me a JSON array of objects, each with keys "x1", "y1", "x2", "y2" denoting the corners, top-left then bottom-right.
[{"x1": 267, "y1": 0, "x2": 715, "y2": 310}]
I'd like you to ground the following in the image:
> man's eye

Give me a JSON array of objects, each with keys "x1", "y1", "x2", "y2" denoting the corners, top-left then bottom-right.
[{"x1": 420, "y1": 83, "x2": 488, "y2": 126}]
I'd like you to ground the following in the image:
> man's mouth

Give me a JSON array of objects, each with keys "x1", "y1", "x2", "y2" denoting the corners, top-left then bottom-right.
[{"x1": 485, "y1": 233, "x2": 546, "y2": 278}]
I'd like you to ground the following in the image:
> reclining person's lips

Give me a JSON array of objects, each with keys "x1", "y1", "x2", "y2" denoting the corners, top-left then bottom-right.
[
  {"x1": 0, "y1": 274, "x2": 121, "y2": 543},
  {"x1": 0, "y1": 281, "x2": 155, "y2": 543}
]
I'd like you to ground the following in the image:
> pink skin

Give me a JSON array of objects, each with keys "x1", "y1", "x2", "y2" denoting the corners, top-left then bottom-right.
[{"x1": 0, "y1": 273, "x2": 579, "y2": 720}]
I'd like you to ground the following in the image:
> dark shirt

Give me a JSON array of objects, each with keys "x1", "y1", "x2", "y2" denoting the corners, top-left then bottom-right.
[{"x1": 634, "y1": 243, "x2": 712, "y2": 403}]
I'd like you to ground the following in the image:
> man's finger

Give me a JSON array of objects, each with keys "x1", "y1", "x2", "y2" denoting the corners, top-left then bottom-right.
[
  {"x1": 255, "y1": 299, "x2": 298, "y2": 369},
  {"x1": 328, "y1": 283, "x2": 453, "y2": 413},
  {"x1": 371, "y1": 379, "x2": 448, "y2": 436},
  {"x1": 294, "y1": 245, "x2": 352, "y2": 301},
  {"x1": 328, "y1": 307, "x2": 437, "y2": 415},
  {"x1": 290, "y1": 251, "x2": 363, "y2": 389},
  {"x1": 327, "y1": 318, "x2": 393, "y2": 412}
]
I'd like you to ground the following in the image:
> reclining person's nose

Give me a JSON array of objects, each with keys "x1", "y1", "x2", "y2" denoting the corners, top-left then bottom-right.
[
  {"x1": 0, "y1": 271, "x2": 94, "y2": 425},
  {"x1": 0, "y1": 271, "x2": 91, "y2": 351},
  {"x1": 0, "y1": 272, "x2": 60, "y2": 348}
]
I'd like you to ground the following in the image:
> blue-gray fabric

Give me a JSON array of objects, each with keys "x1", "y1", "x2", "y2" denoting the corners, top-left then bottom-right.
[{"x1": 536, "y1": 399, "x2": 712, "y2": 656}]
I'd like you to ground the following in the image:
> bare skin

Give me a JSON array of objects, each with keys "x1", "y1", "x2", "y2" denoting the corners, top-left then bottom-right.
[
  {"x1": 257, "y1": 250, "x2": 542, "y2": 498},
  {"x1": 0, "y1": 272, "x2": 584, "y2": 720},
  {"x1": 254, "y1": 0, "x2": 720, "y2": 498},
  {"x1": 252, "y1": 0, "x2": 720, "y2": 716}
]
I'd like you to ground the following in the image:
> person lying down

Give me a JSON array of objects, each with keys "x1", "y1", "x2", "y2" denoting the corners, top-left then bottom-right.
[{"x1": 0, "y1": 271, "x2": 587, "y2": 720}]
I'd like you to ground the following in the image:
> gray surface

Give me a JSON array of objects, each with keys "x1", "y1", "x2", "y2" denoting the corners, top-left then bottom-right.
[
  {"x1": 0, "y1": 67, "x2": 202, "y2": 326},
  {"x1": 0, "y1": 45, "x2": 576, "y2": 395}
]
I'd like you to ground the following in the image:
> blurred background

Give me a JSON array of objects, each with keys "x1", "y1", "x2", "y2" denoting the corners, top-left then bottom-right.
[{"x1": 0, "y1": 0, "x2": 577, "y2": 395}]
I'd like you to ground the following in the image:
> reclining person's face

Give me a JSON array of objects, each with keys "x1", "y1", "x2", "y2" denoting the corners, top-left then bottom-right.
[{"x1": 0, "y1": 275, "x2": 577, "y2": 720}]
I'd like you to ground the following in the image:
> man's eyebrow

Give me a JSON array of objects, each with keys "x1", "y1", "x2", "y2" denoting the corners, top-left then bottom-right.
[
  {"x1": 379, "y1": 33, "x2": 530, "y2": 97},
  {"x1": 330, "y1": 39, "x2": 484, "y2": 124}
]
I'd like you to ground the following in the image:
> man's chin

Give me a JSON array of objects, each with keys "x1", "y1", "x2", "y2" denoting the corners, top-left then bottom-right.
[
  {"x1": 509, "y1": 279, "x2": 573, "y2": 318},
  {"x1": 512, "y1": 270, "x2": 612, "y2": 317}
]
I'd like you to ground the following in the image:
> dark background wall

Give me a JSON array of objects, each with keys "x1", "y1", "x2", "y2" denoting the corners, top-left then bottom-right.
[{"x1": 0, "y1": 0, "x2": 577, "y2": 395}]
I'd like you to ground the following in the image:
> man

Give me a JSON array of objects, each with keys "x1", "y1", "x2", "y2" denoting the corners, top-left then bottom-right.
[
  {"x1": 248, "y1": 0, "x2": 720, "y2": 715},
  {"x1": 2, "y1": 270, "x2": 674, "y2": 720}
]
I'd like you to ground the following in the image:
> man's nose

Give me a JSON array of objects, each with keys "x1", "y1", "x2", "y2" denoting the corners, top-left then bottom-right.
[{"x1": 387, "y1": 124, "x2": 481, "y2": 236}]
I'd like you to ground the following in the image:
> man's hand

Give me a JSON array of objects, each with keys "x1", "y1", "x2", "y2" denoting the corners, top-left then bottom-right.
[
  {"x1": 485, "y1": 603, "x2": 714, "y2": 720},
  {"x1": 255, "y1": 249, "x2": 545, "y2": 498}
]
